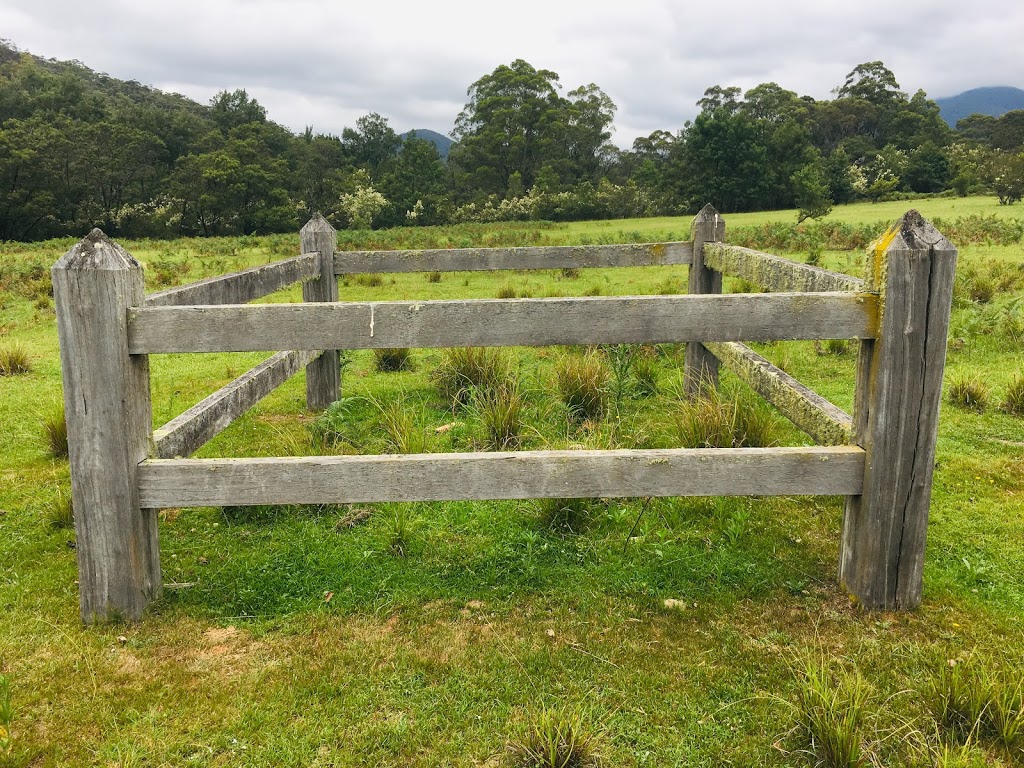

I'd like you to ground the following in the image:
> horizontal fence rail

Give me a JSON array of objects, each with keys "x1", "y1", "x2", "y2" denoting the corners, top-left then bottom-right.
[
  {"x1": 704, "y1": 243, "x2": 864, "y2": 293},
  {"x1": 153, "y1": 349, "x2": 323, "y2": 459},
  {"x1": 137, "y1": 446, "x2": 867, "y2": 508},
  {"x1": 128, "y1": 292, "x2": 879, "y2": 354},
  {"x1": 704, "y1": 341, "x2": 853, "y2": 445},
  {"x1": 333, "y1": 242, "x2": 693, "y2": 274},
  {"x1": 145, "y1": 252, "x2": 320, "y2": 307}
]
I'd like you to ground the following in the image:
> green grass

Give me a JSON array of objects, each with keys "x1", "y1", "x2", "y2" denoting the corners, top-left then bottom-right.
[{"x1": 1, "y1": 196, "x2": 1023, "y2": 765}]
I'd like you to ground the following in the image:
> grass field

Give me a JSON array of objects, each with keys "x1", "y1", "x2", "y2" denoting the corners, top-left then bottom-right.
[{"x1": 1, "y1": 196, "x2": 1023, "y2": 766}]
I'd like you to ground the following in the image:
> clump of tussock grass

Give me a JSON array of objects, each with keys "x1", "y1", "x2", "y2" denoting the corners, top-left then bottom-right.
[
  {"x1": 555, "y1": 352, "x2": 609, "y2": 422},
  {"x1": 0, "y1": 343, "x2": 32, "y2": 376},
  {"x1": 673, "y1": 388, "x2": 780, "y2": 448},
  {"x1": 354, "y1": 273, "x2": 384, "y2": 287},
  {"x1": 728, "y1": 277, "x2": 761, "y2": 294},
  {"x1": 376, "y1": 398, "x2": 427, "y2": 454},
  {"x1": 383, "y1": 504, "x2": 417, "y2": 558},
  {"x1": 1003, "y1": 373, "x2": 1024, "y2": 415},
  {"x1": 928, "y1": 655, "x2": 1024, "y2": 757},
  {"x1": 43, "y1": 410, "x2": 68, "y2": 459},
  {"x1": 631, "y1": 353, "x2": 660, "y2": 397},
  {"x1": 46, "y1": 489, "x2": 74, "y2": 531},
  {"x1": 785, "y1": 655, "x2": 870, "y2": 768},
  {"x1": 946, "y1": 373, "x2": 989, "y2": 411},
  {"x1": 425, "y1": 271, "x2": 442, "y2": 283},
  {"x1": 374, "y1": 347, "x2": 413, "y2": 373},
  {"x1": 537, "y1": 497, "x2": 600, "y2": 533},
  {"x1": 815, "y1": 338, "x2": 851, "y2": 356},
  {"x1": 471, "y1": 383, "x2": 526, "y2": 449},
  {"x1": 496, "y1": 283, "x2": 519, "y2": 299},
  {"x1": 506, "y1": 706, "x2": 603, "y2": 768},
  {"x1": 433, "y1": 347, "x2": 516, "y2": 408},
  {"x1": 559, "y1": 267, "x2": 580, "y2": 280}
]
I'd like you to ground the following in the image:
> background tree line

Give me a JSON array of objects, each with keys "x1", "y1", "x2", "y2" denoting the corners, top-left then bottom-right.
[{"x1": 1, "y1": 40, "x2": 1023, "y2": 242}]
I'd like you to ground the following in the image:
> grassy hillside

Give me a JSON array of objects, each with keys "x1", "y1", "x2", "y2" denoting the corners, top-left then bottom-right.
[{"x1": 0, "y1": 199, "x2": 1022, "y2": 765}]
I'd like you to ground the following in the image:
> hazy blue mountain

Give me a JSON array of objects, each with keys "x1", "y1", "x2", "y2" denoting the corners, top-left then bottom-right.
[
  {"x1": 400, "y1": 129, "x2": 453, "y2": 158},
  {"x1": 936, "y1": 86, "x2": 1024, "y2": 127}
]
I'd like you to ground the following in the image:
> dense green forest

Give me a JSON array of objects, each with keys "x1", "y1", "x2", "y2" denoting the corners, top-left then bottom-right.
[{"x1": 1, "y1": 40, "x2": 1023, "y2": 241}]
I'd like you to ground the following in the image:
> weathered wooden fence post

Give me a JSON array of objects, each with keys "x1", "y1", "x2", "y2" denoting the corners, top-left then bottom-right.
[
  {"x1": 839, "y1": 211, "x2": 957, "y2": 610},
  {"x1": 52, "y1": 230, "x2": 160, "y2": 622},
  {"x1": 684, "y1": 203, "x2": 726, "y2": 396},
  {"x1": 301, "y1": 214, "x2": 340, "y2": 409}
]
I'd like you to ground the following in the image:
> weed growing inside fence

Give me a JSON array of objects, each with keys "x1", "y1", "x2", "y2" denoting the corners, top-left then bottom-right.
[
  {"x1": 426, "y1": 271, "x2": 442, "y2": 283},
  {"x1": 631, "y1": 351, "x2": 660, "y2": 397},
  {"x1": 673, "y1": 388, "x2": 780, "y2": 448},
  {"x1": 42, "y1": 410, "x2": 67, "y2": 459},
  {"x1": 374, "y1": 347, "x2": 413, "y2": 373},
  {"x1": 506, "y1": 706, "x2": 603, "y2": 768},
  {"x1": 555, "y1": 352, "x2": 609, "y2": 421},
  {"x1": 377, "y1": 398, "x2": 428, "y2": 454},
  {"x1": 497, "y1": 283, "x2": 519, "y2": 299},
  {"x1": 355, "y1": 273, "x2": 384, "y2": 287},
  {"x1": 471, "y1": 383, "x2": 526, "y2": 449},
  {"x1": 1002, "y1": 374, "x2": 1024, "y2": 415},
  {"x1": 0, "y1": 344, "x2": 31, "y2": 376},
  {"x1": 946, "y1": 374, "x2": 989, "y2": 411},
  {"x1": 433, "y1": 347, "x2": 516, "y2": 408},
  {"x1": 816, "y1": 339, "x2": 851, "y2": 356}
]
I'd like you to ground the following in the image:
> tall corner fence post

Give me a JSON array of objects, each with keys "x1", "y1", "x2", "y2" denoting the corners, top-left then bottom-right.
[
  {"x1": 51, "y1": 230, "x2": 161, "y2": 623},
  {"x1": 301, "y1": 213, "x2": 340, "y2": 409},
  {"x1": 684, "y1": 203, "x2": 725, "y2": 396},
  {"x1": 839, "y1": 211, "x2": 958, "y2": 610}
]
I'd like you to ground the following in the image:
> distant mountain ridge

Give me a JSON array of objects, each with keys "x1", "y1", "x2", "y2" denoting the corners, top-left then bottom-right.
[
  {"x1": 400, "y1": 129, "x2": 453, "y2": 159},
  {"x1": 935, "y1": 86, "x2": 1024, "y2": 127}
]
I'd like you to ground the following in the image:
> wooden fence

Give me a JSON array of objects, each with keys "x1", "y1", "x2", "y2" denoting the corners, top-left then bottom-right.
[{"x1": 52, "y1": 206, "x2": 958, "y2": 623}]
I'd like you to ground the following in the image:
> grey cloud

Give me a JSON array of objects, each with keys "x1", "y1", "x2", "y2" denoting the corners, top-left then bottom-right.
[{"x1": 4, "y1": 0, "x2": 1023, "y2": 147}]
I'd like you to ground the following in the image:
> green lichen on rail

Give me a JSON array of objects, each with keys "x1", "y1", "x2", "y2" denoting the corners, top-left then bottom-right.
[
  {"x1": 705, "y1": 341, "x2": 853, "y2": 446},
  {"x1": 704, "y1": 243, "x2": 864, "y2": 293}
]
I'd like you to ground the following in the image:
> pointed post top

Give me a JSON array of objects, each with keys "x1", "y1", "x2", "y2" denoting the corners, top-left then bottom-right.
[
  {"x1": 53, "y1": 228, "x2": 140, "y2": 271},
  {"x1": 300, "y1": 212, "x2": 336, "y2": 235},
  {"x1": 871, "y1": 210, "x2": 956, "y2": 262},
  {"x1": 693, "y1": 203, "x2": 721, "y2": 224}
]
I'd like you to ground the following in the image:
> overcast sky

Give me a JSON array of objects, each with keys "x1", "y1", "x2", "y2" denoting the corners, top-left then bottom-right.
[{"x1": 4, "y1": 0, "x2": 1023, "y2": 147}]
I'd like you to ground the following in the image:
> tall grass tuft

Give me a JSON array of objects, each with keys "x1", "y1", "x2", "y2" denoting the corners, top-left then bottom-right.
[
  {"x1": 790, "y1": 656, "x2": 869, "y2": 768},
  {"x1": 46, "y1": 490, "x2": 74, "y2": 531},
  {"x1": 946, "y1": 373, "x2": 989, "y2": 411},
  {"x1": 374, "y1": 347, "x2": 413, "y2": 373},
  {"x1": 674, "y1": 388, "x2": 779, "y2": 448},
  {"x1": 1002, "y1": 373, "x2": 1024, "y2": 416},
  {"x1": 555, "y1": 352, "x2": 609, "y2": 421},
  {"x1": 0, "y1": 343, "x2": 32, "y2": 376},
  {"x1": 538, "y1": 497, "x2": 599, "y2": 532},
  {"x1": 43, "y1": 410, "x2": 68, "y2": 459},
  {"x1": 377, "y1": 399, "x2": 427, "y2": 454},
  {"x1": 472, "y1": 383, "x2": 526, "y2": 449},
  {"x1": 0, "y1": 672, "x2": 11, "y2": 755},
  {"x1": 506, "y1": 706, "x2": 602, "y2": 768},
  {"x1": 433, "y1": 347, "x2": 515, "y2": 408}
]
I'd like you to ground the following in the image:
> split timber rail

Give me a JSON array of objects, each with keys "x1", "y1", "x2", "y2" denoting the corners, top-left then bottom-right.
[{"x1": 52, "y1": 205, "x2": 957, "y2": 623}]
